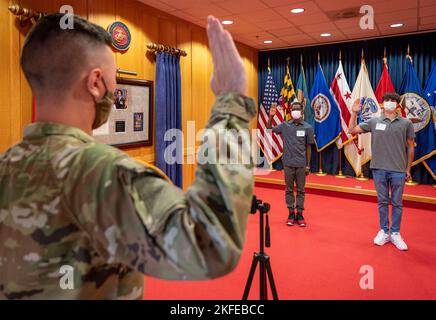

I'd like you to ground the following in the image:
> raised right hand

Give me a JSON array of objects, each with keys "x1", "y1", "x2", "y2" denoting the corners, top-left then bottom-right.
[
  {"x1": 206, "y1": 16, "x2": 247, "y2": 97},
  {"x1": 269, "y1": 104, "x2": 277, "y2": 116},
  {"x1": 351, "y1": 98, "x2": 361, "y2": 113}
]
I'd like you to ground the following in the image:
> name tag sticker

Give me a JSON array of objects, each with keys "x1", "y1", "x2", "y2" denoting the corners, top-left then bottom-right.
[
  {"x1": 375, "y1": 123, "x2": 387, "y2": 131},
  {"x1": 296, "y1": 130, "x2": 305, "y2": 137}
]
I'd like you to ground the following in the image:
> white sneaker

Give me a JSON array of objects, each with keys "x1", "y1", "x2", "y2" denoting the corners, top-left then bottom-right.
[
  {"x1": 390, "y1": 232, "x2": 408, "y2": 251},
  {"x1": 374, "y1": 230, "x2": 390, "y2": 246}
]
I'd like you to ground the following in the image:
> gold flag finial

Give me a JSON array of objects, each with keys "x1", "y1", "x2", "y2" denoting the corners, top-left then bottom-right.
[
  {"x1": 339, "y1": 50, "x2": 342, "y2": 61},
  {"x1": 383, "y1": 47, "x2": 387, "y2": 64},
  {"x1": 300, "y1": 53, "x2": 303, "y2": 65},
  {"x1": 286, "y1": 57, "x2": 291, "y2": 68},
  {"x1": 361, "y1": 48, "x2": 364, "y2": 60},
  {"x1": 317, "y1": 52, "x2": 320, "y2": 63},
  {"x1": 406, "y1": 44, "x2": 413, "y2": 63}
]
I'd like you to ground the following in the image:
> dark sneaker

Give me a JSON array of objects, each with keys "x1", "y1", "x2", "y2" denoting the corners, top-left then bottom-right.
[
  {"x1": 296, "y1": 213, "x2": 306, "y2": 227},
  {"x1": 287, "y1": 212, "x2": 296, "y2": 226}
]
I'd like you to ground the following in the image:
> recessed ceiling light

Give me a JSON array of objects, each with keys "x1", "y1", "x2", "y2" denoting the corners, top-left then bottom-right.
[
  {"x1": 290, "y1": 8, "x2": 305, "y2": 14},
  {"x1": 264, "y1": 40, "x2": 273, "y2": 44},
  {"x1": 222, "y1": 20, "x2": 233, "y2": 25},
  {"x1": 320, "y1": 33, "x2": 332, "y2": 37},
  {"x1": 390, "y1": 23, "x2": 404, "y2": 28}
]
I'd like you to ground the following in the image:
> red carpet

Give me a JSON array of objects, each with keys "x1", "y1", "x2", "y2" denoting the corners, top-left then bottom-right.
[{"x1": 143, "y1": 186, "x2": 436, "y2": 300}]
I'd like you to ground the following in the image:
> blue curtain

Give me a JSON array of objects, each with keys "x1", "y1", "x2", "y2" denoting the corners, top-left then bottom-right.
[
  {"x1": 156, "y1": 52, "x2": 183, "y2": 187},
  {"x1": 258, "y1": 32, "x2": 436, "y2": 184}
]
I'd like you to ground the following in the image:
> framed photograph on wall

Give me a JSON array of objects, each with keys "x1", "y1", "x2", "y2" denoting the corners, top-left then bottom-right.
[{"x1": 92, "y1": 78, "x2": 153, "y2": 148}]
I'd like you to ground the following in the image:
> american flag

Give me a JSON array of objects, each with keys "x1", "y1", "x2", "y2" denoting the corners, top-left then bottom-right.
[{"x1": 257, "y1": 69, "x2": 284, "y2": 163}]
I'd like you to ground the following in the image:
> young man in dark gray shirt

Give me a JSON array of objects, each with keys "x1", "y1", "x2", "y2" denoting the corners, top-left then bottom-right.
[
  {"x1": 268, "y1": 102, "x2": 315, "y2": 227},
  {"x1": 349, "y1": 92, "x2": 415, "y2": 251}
]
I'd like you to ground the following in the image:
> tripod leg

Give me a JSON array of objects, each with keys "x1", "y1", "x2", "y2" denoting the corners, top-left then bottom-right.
[
  {"x1": 260, "y1": 258, "x2": 267, "y2": 300},
  {"x1": 265, "y1": 258, "x2": 279, "y2": 300},
  {"x1": 242, "y1": 254, "x2": 259, "y2": 300}
]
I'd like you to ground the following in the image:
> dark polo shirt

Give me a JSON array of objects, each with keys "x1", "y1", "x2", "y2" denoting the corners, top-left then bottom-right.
[
  {"x1": 272, "y1": 120, "x2": 315, "y2": 167},
  {"x1": 359, "y1": 114, "x2": 415, "y2": 173}
]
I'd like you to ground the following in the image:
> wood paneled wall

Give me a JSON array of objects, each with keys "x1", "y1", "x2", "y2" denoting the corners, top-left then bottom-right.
[{"x1": 0, "y1": 0, "x2": 258, "y2": 189}]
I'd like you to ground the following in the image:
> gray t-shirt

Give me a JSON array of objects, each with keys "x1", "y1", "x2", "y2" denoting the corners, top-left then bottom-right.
[
  {"x1": 272, "y1": 120, "x2": 315, "y2": 167},
  {"x1": 359, "y1": 115, "x2": 415, "y2": 173}
]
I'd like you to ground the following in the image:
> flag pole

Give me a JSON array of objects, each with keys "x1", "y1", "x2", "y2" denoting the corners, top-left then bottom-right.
[
  {"x1": 356, "y1": 172, "x2": 369, "y2": 180},
  {"x1": 316, "y1": 151, "x2": 327, "y2": 176},
  {"x1": 315, "y1": 51, "x2": 326, "y2": 177},
  {"x1": 403, "y1": 45, "x2": 419, "y2": 186},
  {"x1": 335, "y1": 149, "x2": 346, "y2": 178},
  {"x1": 405, "y1": 178, "x2": 419, "y2": 186},
  {"x1": 354, "y1": 49, "x2": 370, "y2": 181},
  {"x1": 334, "y1": 49, "x2": 347, "y2": 179}
]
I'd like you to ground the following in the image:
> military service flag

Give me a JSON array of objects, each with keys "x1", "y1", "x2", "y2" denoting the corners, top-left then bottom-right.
[
  {"x1": 399, "y1": 57, "x2": 436, "y2": 176},
  {"x1": 296, "y1": 63, "x2": 314, "y2": 127},
  {"x1": 344, "y1": 58, "x2": 381, "y2": 176},
  {"x1": 423, "y1": 61, "x2": 436, "y2": 179}
]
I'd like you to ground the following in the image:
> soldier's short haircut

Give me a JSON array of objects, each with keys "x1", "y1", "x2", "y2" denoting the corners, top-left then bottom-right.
[
  {"x1": 382, "y1": 92, "x2": 401, "y2": 103},
  {"x1": 21, "y1": 13, "x2": 111, "y2": 95},
  {"x1": 291, "y1": 102, "x2": 303, "y2": 110}
]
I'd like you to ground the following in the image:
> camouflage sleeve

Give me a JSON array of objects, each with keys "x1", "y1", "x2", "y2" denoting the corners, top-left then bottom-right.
[{"x1": 65, "y1": 92, "x2": 257, "y2": 280}]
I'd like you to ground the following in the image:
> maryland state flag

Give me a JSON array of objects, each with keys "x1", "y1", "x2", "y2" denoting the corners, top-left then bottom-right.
[
  {"x1": 309, "y1": 63, "x2": 341, "y2": 151},
  {"x1": 296, "y1": 63, "x2": 314, "y2": 126},
  {"x1": 279, "y1": 66, "x2": 297, "y2": 121},
  {"x1": 374, "y1": 57, "x2": 405, "y2": 117},
  {"x1": 422, "y1": 60, "x2": 436, "y2": 179},
  {"x1": 399, "y1": 56, "x2": 435, "y2": 174}
]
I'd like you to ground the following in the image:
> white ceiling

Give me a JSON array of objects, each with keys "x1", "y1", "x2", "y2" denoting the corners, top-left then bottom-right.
[{"x1": 138, "y1": 0, "x2": 436, "y2": 50}]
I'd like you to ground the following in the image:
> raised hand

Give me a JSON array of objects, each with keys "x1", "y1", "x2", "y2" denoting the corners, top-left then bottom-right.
[
  {"x1": 206, "y1": 16, "x2": 247, "y2": 96},
  {"x1": 269, "y1": 103, "x2": 277, "y2": 116},
  {"x1": 351, "y1": 98, "x2": 361, "y2": 113}
]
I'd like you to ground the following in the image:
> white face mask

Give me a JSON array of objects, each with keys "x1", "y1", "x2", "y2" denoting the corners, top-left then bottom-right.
[
  {"x1": 291, "y1": 110, "x2": 302, "y2": 120},
  {"x1": 384, "y1": 101, "x2": 397, "y2": 112}
]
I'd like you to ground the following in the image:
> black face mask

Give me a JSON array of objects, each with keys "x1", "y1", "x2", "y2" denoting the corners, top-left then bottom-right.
[{"x1": 92, "y1": 77, "x2": 115, "y2": 129}]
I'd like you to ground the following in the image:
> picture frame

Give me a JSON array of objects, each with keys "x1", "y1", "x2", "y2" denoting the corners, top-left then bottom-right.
[{"x1": 92, "y1": 77, "x2": 153, "y2": 148}]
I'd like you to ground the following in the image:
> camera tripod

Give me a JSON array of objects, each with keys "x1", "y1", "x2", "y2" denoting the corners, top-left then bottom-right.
[{"x1": 242, "y1": 196, "x2": 278, "y2": 300}]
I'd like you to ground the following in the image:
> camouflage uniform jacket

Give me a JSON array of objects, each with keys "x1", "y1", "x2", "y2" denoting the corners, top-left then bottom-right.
[{"x1": 0, "y1": 92, "x2": 256, "y2": 299}]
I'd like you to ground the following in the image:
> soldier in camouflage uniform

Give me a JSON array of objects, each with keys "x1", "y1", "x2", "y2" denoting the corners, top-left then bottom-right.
[{"x1": 0, "y1": 14, "x2": 256, "y2": 299}]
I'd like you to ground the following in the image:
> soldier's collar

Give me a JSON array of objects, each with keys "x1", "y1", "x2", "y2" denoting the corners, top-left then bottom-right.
[{"x1": 24, "y1": 122, "x2": 95, "y2": 143}]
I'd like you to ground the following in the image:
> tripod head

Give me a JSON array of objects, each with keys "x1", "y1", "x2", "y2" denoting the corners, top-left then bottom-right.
[{"x1": 250, "y1": 195, "x2": 271, "y2": 215}]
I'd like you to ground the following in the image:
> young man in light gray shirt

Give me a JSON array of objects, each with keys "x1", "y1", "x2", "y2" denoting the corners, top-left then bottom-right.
[{"x1": 349, "y1": 92, "x2": 415, "y2": 251}]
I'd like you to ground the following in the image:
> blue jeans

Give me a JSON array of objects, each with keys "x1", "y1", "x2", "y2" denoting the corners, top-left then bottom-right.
[{"x1": 372, "y1": 169, "x2": 406, "y2": 233}]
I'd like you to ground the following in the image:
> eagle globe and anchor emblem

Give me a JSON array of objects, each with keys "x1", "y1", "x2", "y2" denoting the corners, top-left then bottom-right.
[
  {"x1": 312, "y1": 94, "x2": 331, "y2": 123},
  {"x1": 107, "y1": 21, "x2": 131, "y2": 52},
  {"x1": 401, "y1": 93, "x2": 431, "y2": 133}
]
